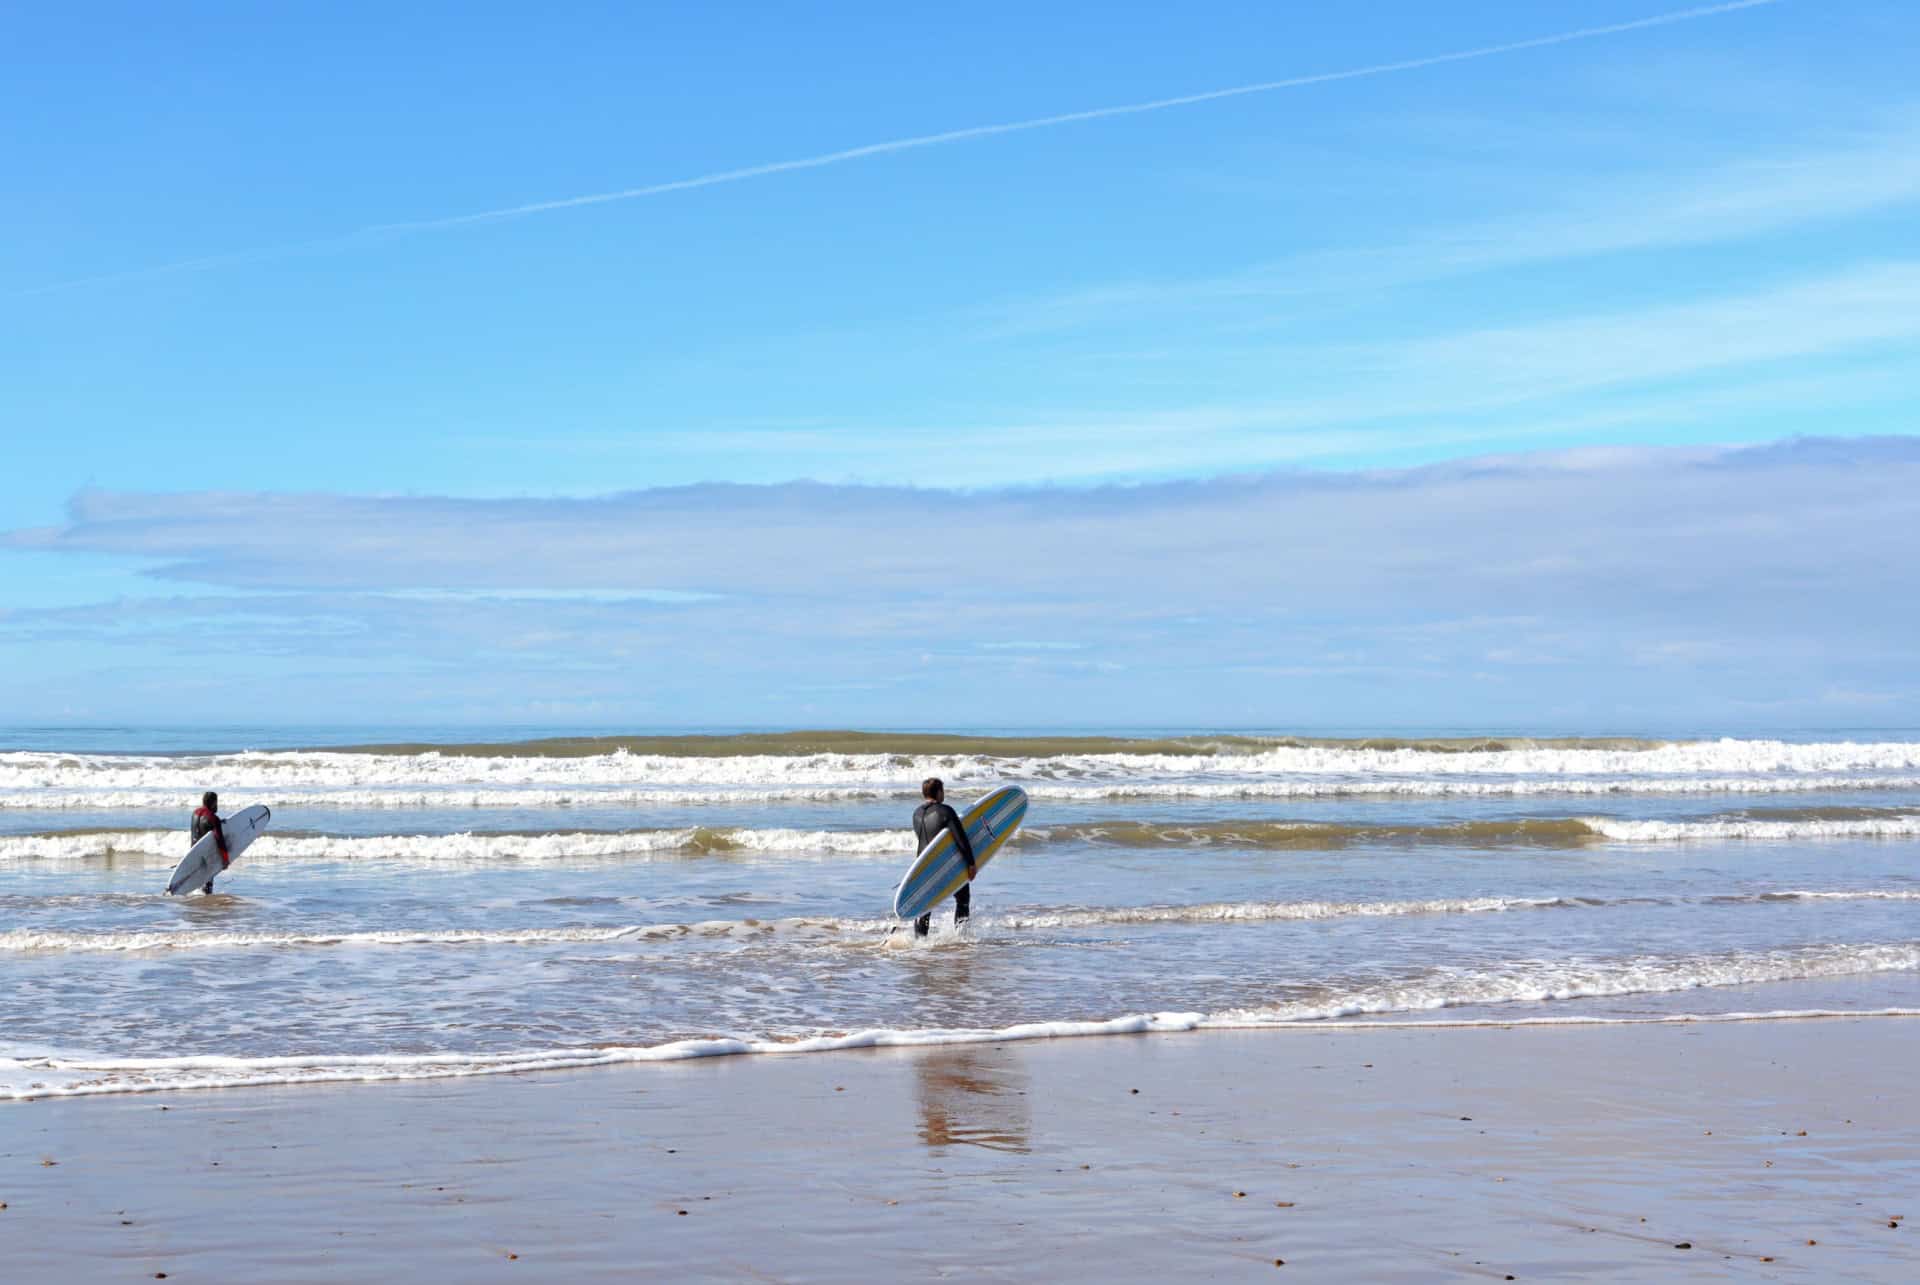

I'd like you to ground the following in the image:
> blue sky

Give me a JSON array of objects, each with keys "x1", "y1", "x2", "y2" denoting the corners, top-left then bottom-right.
[{"x1": 4, "y1": 1, "x2": 1917, "y2": 729}]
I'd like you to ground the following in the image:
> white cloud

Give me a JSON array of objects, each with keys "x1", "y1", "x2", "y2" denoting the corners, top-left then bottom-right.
[{"x1": 6, "y1": 435, "x2": 1918, "y2": 724}]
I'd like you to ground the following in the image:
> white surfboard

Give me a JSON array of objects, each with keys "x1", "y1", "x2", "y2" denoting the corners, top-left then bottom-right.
[{"x1": 167, "y1": 805, "x2": 271, "y2": 895}]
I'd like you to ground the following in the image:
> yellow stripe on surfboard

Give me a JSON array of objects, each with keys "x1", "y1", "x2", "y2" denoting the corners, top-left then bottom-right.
[{"x1": 892, "y1": 785, "x2": 1029, "y2": 920}]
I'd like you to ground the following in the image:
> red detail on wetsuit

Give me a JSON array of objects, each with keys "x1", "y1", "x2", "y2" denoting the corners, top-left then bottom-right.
[{"x1": 194, "y1": 807, "x2": 231, "y2": 867}]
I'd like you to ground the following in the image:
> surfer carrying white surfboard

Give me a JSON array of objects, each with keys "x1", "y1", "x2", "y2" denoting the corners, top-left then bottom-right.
[
  {"x1": 191, "y1": 791, "x2": 231, "y2": 894},
  {"x1": 911, "y1": 778, "x2": 976, "y2": 937}
]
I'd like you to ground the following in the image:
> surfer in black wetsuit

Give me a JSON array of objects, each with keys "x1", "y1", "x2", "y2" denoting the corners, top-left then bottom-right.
[
  {"x1": 191, "y1": 791, "x2": 230, "y2": 894},
  {"x1": 912, "y1": 777, "x2": 976, "y2": 937}
]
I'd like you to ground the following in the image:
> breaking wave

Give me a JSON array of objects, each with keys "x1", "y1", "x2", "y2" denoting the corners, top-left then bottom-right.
[
  {"x1": 6, "y1": 739, "x2": 1920, "y2": 803},
  {"x1": 8, "y1": 809, "x2": 1920, "y2": 867}
]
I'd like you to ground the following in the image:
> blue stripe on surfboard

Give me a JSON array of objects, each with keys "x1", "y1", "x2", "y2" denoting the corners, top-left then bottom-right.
[
  {"x1": 897, "y1": 795, "x2": 1004, "y2": 904},
  {"x1": 895, "y1": 792, "x2": 1021, "y2": 911},
  {"x1": 893, "y1": 788, "x2": 1028, "y2": 919}
]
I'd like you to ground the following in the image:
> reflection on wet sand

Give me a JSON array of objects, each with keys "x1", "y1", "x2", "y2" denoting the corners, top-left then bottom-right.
[{"x1": 914, "y1": 1047, "x2": 1032, "y2": 1154}]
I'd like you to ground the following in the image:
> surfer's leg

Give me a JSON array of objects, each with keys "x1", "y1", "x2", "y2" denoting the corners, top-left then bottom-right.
[
  {"x1": 954, "y1": 883, "x2": 971, "y2": 925},
  {"x1": 914, "y1": 913, "x2": 932, "y2": 937}
]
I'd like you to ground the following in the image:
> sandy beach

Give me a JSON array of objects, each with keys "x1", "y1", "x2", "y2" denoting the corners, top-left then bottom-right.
[{"x1": 5, "y1": 1017, "x2": 1916, "y2": 1282}]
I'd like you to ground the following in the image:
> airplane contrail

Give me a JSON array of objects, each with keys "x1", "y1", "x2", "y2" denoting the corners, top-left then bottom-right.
[
  {"x1": 373, "y1": 0, "x2": 1782, "y2": 234},
  {"x1": 18, "y1": 0, "x2": 1781, "y2": 296}
]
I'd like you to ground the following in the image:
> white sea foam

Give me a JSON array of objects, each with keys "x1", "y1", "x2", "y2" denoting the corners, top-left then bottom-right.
[
  {"x1": 0, "y1": 1011, "x2": 1208, "y2": 1099},
  {"x1": 988, "y1": 896, "x2": 1566, "y2": 929},
  {"x1": 3, "y1": 893, "x2": 1911, "y2": 960},
  {"x1": 1207, "y1": 941, "x2": 1920, "y2": 1024},
  {"x1": 1230, "y1": 1008, "x2": 1920, "y2": 1030},
  {"x1": 0, "y1": 827, "x2": 913, "y2": 865},
  {"x1": 14, "y1": 773, "x2": 1920, "y2": 811},
  {"x1": 1025, "y1": 775, "x2": 1920, "y2": 803},
  {"x1": 1768, "y1": 889, "x2": 1920, "y2": 902},
  {"x1": 5, "y1": 738, "x2": 1920, "y2": 803},
  {"x1": 0, "y1": 922, "x2": 778, "y2": 954},
  {"x1": 1584, "y1": 815, "x2": 1920, "y2": 841},
  {"x1": 0, "y1": 896, "x2": 1573, "y2": 954},
  {"x1": 7, "y1": 940, "x2": 1916, "y2": 1099},
  {"x1": 10, "y1": 807, "x2": 1920, "y2": 871}
]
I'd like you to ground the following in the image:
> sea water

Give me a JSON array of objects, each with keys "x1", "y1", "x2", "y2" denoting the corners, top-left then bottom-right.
[{"x1": 1, "y1": 728, "x2": 1917, "y2": 1098}]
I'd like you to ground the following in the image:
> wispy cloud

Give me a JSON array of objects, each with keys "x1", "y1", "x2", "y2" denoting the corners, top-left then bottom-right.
[
  {"x1": 13, "y1": 1, "x2": 1779, "y2": 298},
  {"x1": 990, "y1": 106, "x2": 1920, "y2": 336},
  {"x1": 557, "y1": 261, "x2": 1920, "y2": 482},
  {"x1": 1388, "y1": 259, "x2": 1920, "y2": 399}
]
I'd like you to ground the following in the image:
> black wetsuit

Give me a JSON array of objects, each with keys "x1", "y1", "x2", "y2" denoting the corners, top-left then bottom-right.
[
  {"x1": 191, "y1": 807, "x2": 229, "y2": 890},
  {"x1": 912, "y1": 800, "x2": 975, "y2": 936}
]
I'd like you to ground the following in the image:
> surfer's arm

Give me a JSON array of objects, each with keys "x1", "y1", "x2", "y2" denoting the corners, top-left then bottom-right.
[{"x1": 212, "y1": 816, "x2": 230, "y2": 865}]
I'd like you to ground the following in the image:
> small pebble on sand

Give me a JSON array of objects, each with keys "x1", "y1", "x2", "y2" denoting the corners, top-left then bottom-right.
[
  {"x1": 1235, "y1": 1191, "x2": 1247, "y2": 1198},
  {"x1": 1674, "y1": 1242, "x2": 1692, "y2": 1250},
  {"x1": 677, "y1": 1210, "x2": 688, "y2": 1216},
  {"x1": 1272, "y1": 1259, "x2": 1284, "y2": 1267},
  {"x1": 1275, "y1": 1202, "x2": 1295, "y2": 1208}
]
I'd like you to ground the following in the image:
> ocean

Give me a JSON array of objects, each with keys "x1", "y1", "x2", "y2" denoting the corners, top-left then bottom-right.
[{"x1": 3, "y1": 727, "x2": 1918, "y2": 1100}]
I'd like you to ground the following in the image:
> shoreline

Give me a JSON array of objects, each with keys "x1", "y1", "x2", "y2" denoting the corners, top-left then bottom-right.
[
  {"x1": 6, "y1": 1018, "x2": 1916, "y2": 1281},
  {"x1": 9, "y1": 1007, "x2": 1920, "y2": 1103}
]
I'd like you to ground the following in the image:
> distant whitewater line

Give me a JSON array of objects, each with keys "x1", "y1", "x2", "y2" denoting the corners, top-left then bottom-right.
[
  {"x1": 8, "y1": 811, "x2": 1920, "y2": 864},
  {"x1": 8, "y1": 939, "x2": 1913, "y2": 1099},
  {"x1": 7, "y1": 738, "x2": 1920, "y2": 797},
  {"x1": 5, "y1": 892, "x2": 1917, "y2": 955},
  {"x1": 13, "y1": 774, "x2": 1920, "y2": 812}
]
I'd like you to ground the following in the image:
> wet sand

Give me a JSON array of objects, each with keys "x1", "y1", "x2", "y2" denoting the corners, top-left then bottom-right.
[{"x1": 3, "y1": 1019, "x2": 1916, "y2": 1281}]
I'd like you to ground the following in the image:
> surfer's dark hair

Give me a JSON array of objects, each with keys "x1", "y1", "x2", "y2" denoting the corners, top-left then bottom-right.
[
  {"x1": 202, "y1": 791, "x2": 217, "y2": 808},
  {"x1": 921, "y1": 778, "x2": 944, "y2": 800}
]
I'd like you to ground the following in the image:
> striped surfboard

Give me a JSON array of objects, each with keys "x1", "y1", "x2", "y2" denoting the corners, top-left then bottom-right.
[{"x1": 891, "y1": 785, "x2": 1028, "y2": 921}]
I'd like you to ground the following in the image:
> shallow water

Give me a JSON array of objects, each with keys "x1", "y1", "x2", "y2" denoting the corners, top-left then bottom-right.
[{"x1": 2, "y1": 728, "x2": 1917, "y2": 1098}]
